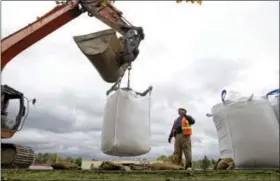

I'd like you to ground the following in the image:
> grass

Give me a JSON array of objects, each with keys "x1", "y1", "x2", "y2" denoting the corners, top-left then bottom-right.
[{"x1": 2, "y1": 169, "x2": 279, "y2": 181}]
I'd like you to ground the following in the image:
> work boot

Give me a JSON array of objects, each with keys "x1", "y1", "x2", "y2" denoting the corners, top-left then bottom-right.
[{"x1": 185, "y1": 161, "x2": 193, "y2": 170}]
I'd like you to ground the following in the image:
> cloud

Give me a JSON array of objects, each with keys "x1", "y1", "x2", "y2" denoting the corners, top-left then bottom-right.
[
  {"x1": 184, "y1": 57, "x2": 249, "y2": 93},
  {"x1": 2, "y1": 1, "x2": 278, "y2": 161}
]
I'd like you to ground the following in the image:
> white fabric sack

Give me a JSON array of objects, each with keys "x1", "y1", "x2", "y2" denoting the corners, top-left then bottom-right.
[
  {"x1": 269, "y1": 97, "x2": 279, "y2": 123},
  {"x1": 101, "y1": 89, "x2": 151, "y2": 156},
  {"x1": 211, "y1": 93, "x2": 279, "y2": 169},
  {"x1": 266, "y1": 91, "x2": 279, "y2": 123}
]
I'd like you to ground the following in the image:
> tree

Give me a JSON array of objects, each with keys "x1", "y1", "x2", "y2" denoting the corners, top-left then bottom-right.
[
  {"x1": 65, "y1": 156, "x2": 73, "y2": 163},
  {"x1": 46, "y1": 153, "x2": 59, "y2": 165},
  {"x1": 74, "y1": 157, "x2": 82, "y2": 166},
  {"x1": 156, "y1": 155, "x2": 173, "y2": 162},
  {"x1": 34, "y1": 152, "x2": 65, "y2": 165},
  {"x1": 156, "y1": 155, "x2": 167, "y2": 161},
  {"x1": 211, "y1": 159, "x2": 216, "y2": 166},
  {"x1": 34, "y1": 153, "x2": 45, "y2": 164},
  {"x1": 201, "y1": 155, "x2": 211, "y2": 170}
]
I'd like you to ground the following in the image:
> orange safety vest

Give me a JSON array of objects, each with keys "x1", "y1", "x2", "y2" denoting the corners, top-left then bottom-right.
[{"x1": 181, "y1": 116, "x2": 192, "y2": 136}]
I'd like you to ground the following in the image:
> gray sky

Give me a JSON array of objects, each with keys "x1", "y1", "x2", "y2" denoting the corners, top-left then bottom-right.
[{"x1": 1, "y1": 1, "x2": 279, "y2": 161}]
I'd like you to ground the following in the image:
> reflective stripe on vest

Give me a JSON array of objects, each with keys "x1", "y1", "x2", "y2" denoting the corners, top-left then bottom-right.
[{"x1": 181, "y1": 116, "x2": 192, "y2": 136}]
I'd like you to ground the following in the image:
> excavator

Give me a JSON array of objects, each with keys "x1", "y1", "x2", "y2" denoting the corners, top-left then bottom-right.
[
  {"x1": 1, "y1": 0, "x2": 145, "y2": 169},
  {"x1": 1, "y1": 0, "x2": 202, "y2": 169}
]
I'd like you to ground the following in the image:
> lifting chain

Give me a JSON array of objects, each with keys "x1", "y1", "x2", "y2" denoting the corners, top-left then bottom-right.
[{"x1": 127, "y1": 63, "x2": 132, "y2": 89}]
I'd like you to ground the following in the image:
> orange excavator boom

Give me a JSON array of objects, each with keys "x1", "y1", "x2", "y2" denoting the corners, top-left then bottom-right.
[
  {"x1": 1, "y1": 1, "x2": 81, "y2": 70},
  {"x1": 1, "y1": 0, "x2": 144, "y2": 70}
]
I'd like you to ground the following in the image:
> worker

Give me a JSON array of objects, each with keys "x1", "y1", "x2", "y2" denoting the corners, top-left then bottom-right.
[
  {"x1": 213, "y1": 158, "x2": 235, "y2": 170},
  {"x1": 168, "y1": 108, "x2": 195, "y2": 170}
]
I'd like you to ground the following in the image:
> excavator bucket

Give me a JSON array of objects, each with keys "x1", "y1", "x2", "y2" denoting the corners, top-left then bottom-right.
[{"x1": 73, "y1": 29, "x2": 123, "y2": 83}]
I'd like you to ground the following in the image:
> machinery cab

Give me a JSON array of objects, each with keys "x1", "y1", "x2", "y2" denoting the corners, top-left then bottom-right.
[{"x1": 1, "y1": 85, "x2": 36, "y2": 138}]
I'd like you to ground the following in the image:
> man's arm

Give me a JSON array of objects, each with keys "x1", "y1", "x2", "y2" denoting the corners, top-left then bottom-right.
[
  {"x1": 168, "y1": 119, "x2": 177, "y2": 142},
  {"x1": 185, "y1": 114, "x2": 195, "y2": 125}
]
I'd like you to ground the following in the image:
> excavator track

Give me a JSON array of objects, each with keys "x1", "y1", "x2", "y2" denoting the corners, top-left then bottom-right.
[{"x1": 1, "y1": 143, "x2": 35, "y2": 169}]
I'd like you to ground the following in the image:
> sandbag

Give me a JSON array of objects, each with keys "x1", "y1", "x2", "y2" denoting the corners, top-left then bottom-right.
[
  {"x1": 213, "y1": 158, "x2": 235, "y2": 170},
  {"x1": 211, "y1": 90, "x2": 279, "y2": 169},
  {"x1": 151, "y1": 162, "x2": 184, "y2": 170},
  {"x1": 101, "y1": 89, "x2": 151, "y2": 156},
  {"x1": 51, "y1": 162, "x2": 79, "y2": 170},
  {"x1": 99, "y1": 161, "x2": 126, "y2": 171},
  {"x1": 130, "y1": 164, "x2": 146, "y2": 171},
  {"x1": 266, "y1": 89, "x2": 279, "y2": 123}
]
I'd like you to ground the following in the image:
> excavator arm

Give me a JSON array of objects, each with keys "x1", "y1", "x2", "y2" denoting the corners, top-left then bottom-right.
[
  {"x1": 1, "y1": 0, "x2": 144, "y2": 139},
  {"x1": 1, "y1": 0, "x2": 144, "y2": 70},
  {"x1": 1, "y1": 1, "x2": 144, "y2": 168},
  {"x1": 1, "y1": 1, "x2": 80, "y2": 70}
]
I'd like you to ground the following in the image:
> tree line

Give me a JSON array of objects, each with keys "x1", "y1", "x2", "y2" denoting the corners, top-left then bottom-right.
[{"x1": 34, "y1": 153, "x2": 82, "y2": 166}]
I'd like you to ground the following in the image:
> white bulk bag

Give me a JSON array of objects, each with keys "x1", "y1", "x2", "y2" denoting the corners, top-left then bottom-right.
[
  {"x1": 265, "y1": 89, "x2": 279, "y2": 123},
  {"x1": 270, "y1": 98, "x2": 279, "y2": 122},
  {"x1": 101, "y1": 89, "x2": 151, "y2": 156},
  {"x1": 211, "y1": 90, "x2": 279, "y2": 169}
]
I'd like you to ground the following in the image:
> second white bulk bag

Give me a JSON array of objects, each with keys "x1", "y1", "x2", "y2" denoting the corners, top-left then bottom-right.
[
  {"x1": 101, "y1": 89, "x2": 151, "y2": 157},
  {"x1": 211, "y1": 90, "x2": 279, "y2": 169},
  {"x1": 266, "y1": 89, "x2": 279, "y2": 123}
]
